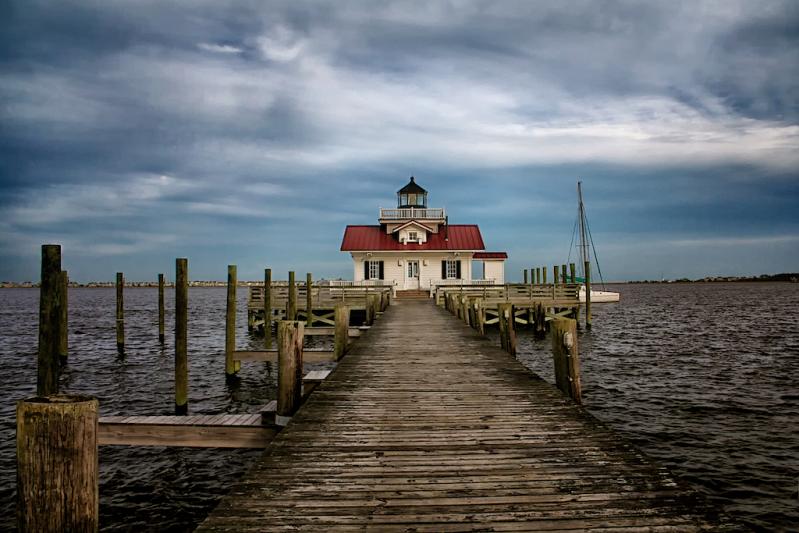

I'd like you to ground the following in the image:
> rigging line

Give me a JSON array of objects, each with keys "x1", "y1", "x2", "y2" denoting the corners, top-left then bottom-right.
[
  {"x1": 566, "y1": 208, "x2": 579, "y2": 265},
  {"x1": 584, "y1": 215, "x2": 607, "y2": 290}
]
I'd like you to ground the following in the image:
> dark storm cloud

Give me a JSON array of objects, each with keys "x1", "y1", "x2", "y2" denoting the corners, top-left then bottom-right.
[{"x1": 1, "y1": 0, "x2": 797, "y2": 281}]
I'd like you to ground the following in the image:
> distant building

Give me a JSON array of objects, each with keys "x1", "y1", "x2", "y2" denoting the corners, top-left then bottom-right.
[{"x1": 340, "y1": 177, "x2": 507, "y2": 294}]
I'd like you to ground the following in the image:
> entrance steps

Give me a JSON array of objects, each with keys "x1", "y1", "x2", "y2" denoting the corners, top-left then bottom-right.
[{"x1": 394, "y1": 290, "x2": 430, "y2": 299}]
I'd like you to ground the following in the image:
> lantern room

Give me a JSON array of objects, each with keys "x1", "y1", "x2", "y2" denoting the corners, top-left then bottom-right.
[{"x1": 397, "y1": 176, "x2": 428, "y2": 208}]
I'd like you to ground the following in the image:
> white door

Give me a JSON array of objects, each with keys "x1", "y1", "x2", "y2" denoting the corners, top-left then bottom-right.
[{"x1": 406, "y1": 260, "x2": 420, "y2": 289}]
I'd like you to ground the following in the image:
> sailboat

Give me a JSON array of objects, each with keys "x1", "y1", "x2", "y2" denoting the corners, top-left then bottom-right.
[{"x1": 573, "y1": 182, "x2": 620, "y2": 303}]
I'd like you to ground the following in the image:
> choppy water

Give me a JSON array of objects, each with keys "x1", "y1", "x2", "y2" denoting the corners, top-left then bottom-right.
[{"x1": 0, "y1": 283, "x2": 797, "y2": 531}]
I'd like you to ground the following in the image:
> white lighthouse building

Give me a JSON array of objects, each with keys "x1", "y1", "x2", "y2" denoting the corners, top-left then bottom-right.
[{"x1": 340, "y1": 177, "x2": 507, "y2": 295}]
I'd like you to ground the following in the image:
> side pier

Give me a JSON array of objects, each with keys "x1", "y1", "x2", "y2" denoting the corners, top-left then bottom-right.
[{"x1": 198, "y1": 300, "x2": 733, "y2": 532}]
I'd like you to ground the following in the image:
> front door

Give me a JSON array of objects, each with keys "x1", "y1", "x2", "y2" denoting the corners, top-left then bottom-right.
[{"x1": 406, "y1": 260, "x2": 420, "y2": 289}]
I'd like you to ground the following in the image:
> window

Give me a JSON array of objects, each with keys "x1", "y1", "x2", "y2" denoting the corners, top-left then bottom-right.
[
  {"x1": 407, "y1": 193, "x2": 416, "y2": 205},
  {"x1": 400, "y1": 194, "x2": 408, "y2": 206},
  {"x1": 369, "y1": 260, "x2": 381, "y2": 280},
  {"x1": 408, "y1": 231, "x2": 418, "y2": 242},
  {"x1": 444, "y1": 259, "x2": 460, "y2": 279}
]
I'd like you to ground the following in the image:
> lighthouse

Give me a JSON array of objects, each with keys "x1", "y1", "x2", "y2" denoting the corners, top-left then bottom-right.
[{"x1": 340, "y1": 177, "x2": 507, "y2": 295}]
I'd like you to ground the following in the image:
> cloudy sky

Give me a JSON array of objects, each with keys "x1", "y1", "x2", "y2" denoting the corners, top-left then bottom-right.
[{"x1": 1, "y1": 0, "x2": 797, "y2": 282}]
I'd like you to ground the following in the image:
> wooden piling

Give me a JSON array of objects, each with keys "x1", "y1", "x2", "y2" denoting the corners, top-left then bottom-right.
[
  {"x1": 569, "y1": 263, "x2": 576, "y2": 284},
  {"x1": 584, "y1": 260, "x2": 592, "y2": 329},
  {"x1": 497, "y1": 302, "x2": 516, "y2": 356},
  {"x1": 287, "y1": 271, "x2": 296, "y2": 321},
  {"x1": 225, "y1": 265, "x2": 240, "y2": 379},
  {"x1": 115, "y1": 272, "x2": 124, "y2": 352},
  {"x1": 175, "y1": 258, "x2": 188, "y2": 415},
  {"x1": 334, "y1": 304, "x2": 349, "y2": 361},
  {"x1": 365, "y1": 294, "x2": 375, "y2": 325},
  {"x1": 264, "y1": 268, "x2": 272, "y2": 349},
  {"x1": 16, "y1": 395, "x2": 98, "y2": 533},
  {"x1": 551, "y1": 318, "x2": 582, "y2": 403},
  {"x1": 157, "y1": 273, "x2": 165, "y2": 344},
  {"x1": 553, "y1": 266, "x2": 559, "y2": 288},
  {"x1": 306, "y1": 273, "x2": 313, "y2": 327},
  {"x1": 536, "y1": 267, "x2": 541, "y2": 285},
  {"x1": 523, "y1": 269, "x2": 528, "y2": 284},
  {"x1": 474, "y1": 298, "x2": 485, "y2": 336},
  {"x1": 560, "y1": 264, "x2": 566, "y2": 284},
  {"x1": 277, "y1": 321, "x2": 304, "y2": 419},
  {"x1": 534, "y1": 301, "x2": 546, "y2": 338},
  {"x1": 58, "y1": 271, "x2": 68, "y2": 366},
  {"x1": 460, "y1": 295, "x2": 470, "y2": 326},
  {"x1": 37, "y1": 244, "x2": 62, "y2": 396},
  {"x1": 542, "y1": 267, "x2": 547, "y2": 284}
]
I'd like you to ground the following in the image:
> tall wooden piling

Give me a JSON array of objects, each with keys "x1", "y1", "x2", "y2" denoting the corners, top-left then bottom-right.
[
  {"x1": 534, "y1": 301, "x2": 546, "y2": 338},
  {"x1": 551, "y1": 318, "x2": 582, "y2": 403},
  {"x1": 157, "y1": 273, "x2": 165, "y2": 343},
  {"x1": 570, "y1": 263, "x2": 576, "y2": 283},
  {"x1": 523, "y1": 269, "x2": 528, "y2": 284},
  {"x1": 16, "y1": 395, "x2": 99, "y2": 533},
  {"x1": 306, "y1": 273, "x2": 313, "y2": 327},
  {"x1": 37, "y1": 244, "x2": 62, "y2": 396},
  {"x1": 334, "y1": 304, "x2": 349, "y2": 361},
  {"x1": 561, "y1": 264, "x2": 567, "y2": 284},
  {"x1": 264, "y1": 268, "x2": 272, "y2": 349},
  {"x1": 115, "y1": 272, "x2": 124, "y2": 353},
  {"x1": 553, "y1": 266, "x2": 559, "y2": 288},
  {"x1": 277, "y1": 321, "x2": 304, "y2": 419},
  {"x1": 175, "y1": 258, "x2": 188, "y2": 415},
  {"x1": 584, "y1": 260, "x2": 592, "y2": 329},
  {"x1": 58, "y1": 271, "x2": 68, "y2": 365},
  {"x1": 225, "y1": 265, "x2": 240, "y2": 379},
  {"x1": 542, "y1": 267, "x2": 547, "y2": 284},
  {"x1": 287, "y1": 271, "x2": 296, "y2": 321},
  {"x1": 536, "y1": 267, "x2": 541, "y2": 285},
  {"x1": 497, "y1": 302, "x2": 517, "y2": 356}
]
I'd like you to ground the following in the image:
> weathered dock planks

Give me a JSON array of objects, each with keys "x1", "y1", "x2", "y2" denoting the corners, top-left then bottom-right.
[{"x1": 198, "y1": 300, "x2": 736, "y2": 532}]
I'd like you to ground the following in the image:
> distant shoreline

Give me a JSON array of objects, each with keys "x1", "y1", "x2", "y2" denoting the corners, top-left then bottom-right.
[{"x1": 2, "y1": 273, "x2": 797, "y2": 288}]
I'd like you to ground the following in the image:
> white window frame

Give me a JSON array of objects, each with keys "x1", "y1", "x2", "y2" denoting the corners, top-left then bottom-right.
[
  {"x1": 408, "y1": 231, "x2": 418, "y2": 242},
  {"x1": 446, "y1": 259, "x2": 458, "y2": 279},
  {"x1": 368, "y1": 260, "x2": 381, "y2": 280}
]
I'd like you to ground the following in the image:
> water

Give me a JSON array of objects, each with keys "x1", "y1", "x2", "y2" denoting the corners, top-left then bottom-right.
[{"x1": 1, "y1": 283, "x2": 797, "y2": 531}]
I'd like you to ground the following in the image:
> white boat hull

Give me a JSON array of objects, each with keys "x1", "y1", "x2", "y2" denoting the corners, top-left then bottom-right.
[{"x1": 579, "y1": 286, "x2": 620, "y2": 303}]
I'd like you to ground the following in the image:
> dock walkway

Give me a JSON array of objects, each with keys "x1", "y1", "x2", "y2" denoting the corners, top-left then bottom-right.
[{"x1": 199, "y1": 300, "x2": 733, "y2": 532}]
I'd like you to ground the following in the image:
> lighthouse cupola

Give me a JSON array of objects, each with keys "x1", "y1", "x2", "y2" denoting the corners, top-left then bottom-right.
[{"x1": 397, "y1": 176, "x2": 427, "y2": 208}]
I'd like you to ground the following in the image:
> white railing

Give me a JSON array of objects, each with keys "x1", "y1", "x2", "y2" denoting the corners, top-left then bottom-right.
[
  {"x1": 326, "y1": 280, "x2": 393, "y2": 287},
  {"x1": 432, "y1": 279, "x2": 497, "y2": 287},
  {"x1": 379, "y1": 207, "x2": 446, "y2": 220}
]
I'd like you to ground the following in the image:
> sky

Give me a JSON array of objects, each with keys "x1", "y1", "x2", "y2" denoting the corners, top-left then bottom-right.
[{"x1": 1, "y1": 0, "x2": 797, "y2": 283}]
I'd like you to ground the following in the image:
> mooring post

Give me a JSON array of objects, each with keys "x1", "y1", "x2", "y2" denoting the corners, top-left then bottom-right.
[
  {"x1": 474, "y1": 298, "x2": 485, "y2": 335},
  {"x1": 534, "y1": 301, "x2": 546, "y2": 338},
  {"x1": 305, "y1": 273, "x2": 313, "y2": 327},
  {"x1": 37, "y1": 244, "x2": 62, "y2": 396},
  {"x1": 277, "y1": 321, "x2": 304, "y2": 421},
  {"x1": 58, "y1": 271, "x2": 68, "y2": 366},
  {"x1": 16, "y1": 395, "x2": 99, "y2": 533},
  {"x1": 553, "y1": 265, "x2": 559, "y2": 288},
  {"x1": 225, "y1": 265, "x2": 240, "y2": 380},
  {"x1": 584, "y1": 260, "x2": 592, "y2": 329},
  {"x1": 542, "y1": 267, "x2": 547, "y2": 285},
  {"x1": 157, "y1": 273, "x2": 165, "y2": 344},
  {"x1": 461, "y1": 295, "x2": 470, "y2": 326},
  {"x1": 264, "y1": 268, "x2": 272, "y2": 349},
  {"x1": 175, "y1": 258, "x2": 188, "y2": 415},
  {"x1": 561, "y1": 264, "x2": 567, "y2": 285},
  {"x1": 523, "y1": 269, "x2": 528, "y2": 284},
  {"x1": 334, "y1": 304, "x2": 350, "y2": 360},
  {"x1": 551, "y1": 318, "x2": 582, "y2": 403},
  {"x1": 365, "y1": 294, "x2": 375, "y2": 325},
  {"x1": 497, "y1": 302, "x2": 517, "y2": 356},
  {"x1": 115, "y1": 272, "x2": 124, "y2": 353},
  {"x1": 569, "y1": 263, "x2": 576, "y2": 284},
  {"x1": 287, "y1": 271, "x2": 297, "y2": 321}
]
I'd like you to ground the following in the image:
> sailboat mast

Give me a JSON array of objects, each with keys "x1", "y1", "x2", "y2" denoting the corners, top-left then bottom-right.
[{"x1": 577, "y1": 181, "x2": 590, "y2": 267}]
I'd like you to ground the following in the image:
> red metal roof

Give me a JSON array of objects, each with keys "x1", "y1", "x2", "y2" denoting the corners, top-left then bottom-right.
[
  {"x1": 341, "y1": 225, "x2": 485, "y2": 251},
  {"x1": 474, "y1": 252, "x2": 508, "y2": 259}
]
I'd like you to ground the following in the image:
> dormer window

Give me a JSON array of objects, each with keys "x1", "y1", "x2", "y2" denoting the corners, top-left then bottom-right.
[{"x1": 408, "y1": 231, "x2": 418, "y2": 242}]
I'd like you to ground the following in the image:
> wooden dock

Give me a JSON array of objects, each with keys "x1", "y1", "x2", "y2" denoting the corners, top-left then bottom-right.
[{"x1": 198, "y1": 300, "x2": 733, "y2": 532}]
